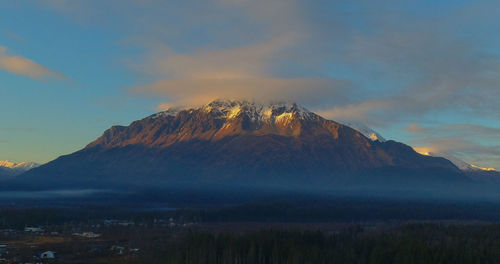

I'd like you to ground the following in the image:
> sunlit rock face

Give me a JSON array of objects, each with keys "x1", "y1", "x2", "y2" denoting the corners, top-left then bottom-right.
[
  {"x1": 87, "y1": 99, "x2": 323, "y2": 147},
  {"x1": 14, "y1": 99, "x2": 464, "y2": 190}
]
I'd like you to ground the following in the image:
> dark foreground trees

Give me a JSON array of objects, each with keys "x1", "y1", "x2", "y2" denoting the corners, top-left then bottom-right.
[{"x1": 146, "y1": 224, "x2": 500, "y2": 264}]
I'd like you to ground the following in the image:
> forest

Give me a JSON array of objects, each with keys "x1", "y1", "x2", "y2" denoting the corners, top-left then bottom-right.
[{"x1": 148, "y1": 224, "x2": 500, "y2": 264}]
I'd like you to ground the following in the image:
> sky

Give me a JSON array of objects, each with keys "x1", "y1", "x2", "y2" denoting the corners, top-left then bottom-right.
[{"x1": 1, "y1": 0, "x2": 500, "y2": 169}]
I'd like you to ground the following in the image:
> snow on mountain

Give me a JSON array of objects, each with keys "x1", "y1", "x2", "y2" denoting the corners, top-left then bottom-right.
[
  {"x1": 0, "y1": 160, "x2": 39, "y2": 172},
  {"x1": 201, "y1": 99, "x2": 316, "y2": 122},
  {"x1": 338, "y1": 121, "x2": 386, "y2": 142},
  {"x1": 154, "y1": 99, "x2": 317, "y2": 123},
  {"x1": 151, "y1": 108, "x2": 183, "y2": 119}
]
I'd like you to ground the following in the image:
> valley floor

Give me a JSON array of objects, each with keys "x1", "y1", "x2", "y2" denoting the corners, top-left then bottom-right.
[
  {"x1": 1, "y1": 220, "x2": 500, "y2": 264},
  {"x1": 2, "y1": 196, "x2": 500, "y2": 263}
]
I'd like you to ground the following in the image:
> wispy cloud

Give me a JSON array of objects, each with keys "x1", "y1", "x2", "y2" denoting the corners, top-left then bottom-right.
[
  {"x1": 140, "y1": 37, "x2": 289, "y2": 79},
  {"x1": 407, "y1": 123, "x2": 500, "y2": 168},
  {"x1": 407, "y1": 124, "x2": 500, "y2": 138},
  {"x1": 0, "y1": 46, "x2": 66, "y2": 80},
  {"x1": 317, "y1": 99, "x2": 391, "y2": 123},
  {"x1": 3, "y1": 30, "x2": 26, "y2": 42}
]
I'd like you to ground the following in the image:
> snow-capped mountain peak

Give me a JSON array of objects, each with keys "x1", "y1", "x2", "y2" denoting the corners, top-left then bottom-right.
[{"x1": 156, "y1": 99, "x2": 318, "y2": 123}]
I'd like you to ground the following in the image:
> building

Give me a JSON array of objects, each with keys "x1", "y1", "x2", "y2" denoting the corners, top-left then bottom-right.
[
  {"x1": 110, "y1": 245, "x2": 125, "y2": 255},
  {"x1": 0, "y1": 244, "x2": 7, "y2": 256},
  {"x1": 39, "y1": 251, "x2": 56, "y2": 259},
  {"x1": 24, "y1": 227, "x2": 44, "y2": 233},
  {"x1": 73, "y1": 232, "x2": 101, "y2": 238}
]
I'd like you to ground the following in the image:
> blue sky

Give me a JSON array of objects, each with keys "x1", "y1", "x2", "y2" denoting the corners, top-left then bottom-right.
[{"x1": 1, "y1": 0, "x2": 500, "y2": 169}]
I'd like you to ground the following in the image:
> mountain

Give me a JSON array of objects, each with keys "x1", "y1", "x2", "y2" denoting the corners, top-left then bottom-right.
[
  {"x1": 12, "y1": 100, "x2": 465, "y2": 191},
  {"x1": 0, "y1": 160, "x2": 39, "y2": 179}
]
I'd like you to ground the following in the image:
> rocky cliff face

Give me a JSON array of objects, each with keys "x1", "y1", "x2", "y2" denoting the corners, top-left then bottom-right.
[{"x1": 14, "y1": 100, "x2": 463, "y2": 190}]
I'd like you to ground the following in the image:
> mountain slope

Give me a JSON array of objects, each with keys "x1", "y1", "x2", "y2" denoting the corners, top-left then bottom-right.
[
  {"x1": 340, "y1": 123, "x2": 500, "y2": 182},
  {"x1": 14, "y1": 100, "x2": 464, "y2": 190}
]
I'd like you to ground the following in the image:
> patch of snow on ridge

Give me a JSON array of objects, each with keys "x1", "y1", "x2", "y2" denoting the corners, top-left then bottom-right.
[
  {"x1": 339, "y1": 121, "x2": 386, "y2": 142},
  {"x1": 227, "y1": 106, "x2": 242, "y2": 119},
  {"x1": 151, "y1": 108, "x2": 182, "y2": 119},
  {"x1": 275, "y1": 112, "x2": 294, "y2": 126}
]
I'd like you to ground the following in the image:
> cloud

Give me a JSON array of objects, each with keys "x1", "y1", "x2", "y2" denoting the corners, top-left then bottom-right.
[
  {"x1": 316, "y1": 99, "x2": 391, "y2": 123},
  {"x1": 412, "y1": 137, "x2": 500, "y2": 165},
  {"x1": 408, "y1": 123, "x2": 500, "y2": 168},
  {"x1": 132, "y1": 35, "x2": 355, "y2": 108},
  {"x1": 0, "y1": 46, "x2": 66, "y2": 80},
  {"x1": 30, "y1": 1, "x2": 500, "y2": 117},
  {"x1": 407, "y1": 123, "x2": 500, "y2": 139},
  {"x1": 141, "y1": 37, "x2": 290, "y2": 79},
  {"x1": 406, "y1": 123, "x2": 424, "y2": 133},
  {"x1": 329, "y1": 7, "x2": 500, "y2": 123},
  {"x1": 3, "y1": 30, "x2": 25, "y2": 42},
  {"x1": 134, "y1": 77, "x2": 352, "y2": 108}
]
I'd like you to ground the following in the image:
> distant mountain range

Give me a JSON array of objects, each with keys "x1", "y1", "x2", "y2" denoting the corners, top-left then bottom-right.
[
  {"x1": 9, "y1": 99, "x2": 476, "y2": 193},
  {"x1": 412, "y1": 151, "x2": 500, "y2": 182},
  {"x1": 338, "y1": 121, "x2": 500, "y2": 186},
  {"x1": 340, "y1": 123, "x2": 497, "y2": 172},
  {"x1": 0, "y1": 160, "x2": 39, "y2": 179}
]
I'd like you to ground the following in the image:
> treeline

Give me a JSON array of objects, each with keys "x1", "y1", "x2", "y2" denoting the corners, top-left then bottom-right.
[
  {"x1": 177, "y1": 199, "x2": 500, "y2": 222},
  {"x1": 0, "y1": 207, "x2": 168, "y2": 229},
  {"x1": 4, "y1": 198, "x2": 500, "y2": 229},
  {"x1": 143, "y1": 224, "x2": 500, "y2": 264}
]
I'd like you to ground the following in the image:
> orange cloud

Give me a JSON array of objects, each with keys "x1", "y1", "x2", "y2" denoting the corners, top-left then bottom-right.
[
  {"x1": 133, "y1": 77, "x2": 350, "y2": 108},
  {"x1": 406, "y1": 123, "x2": 424, "y2": 133},
  {"x1": 0, "y1": 46, "x2": 66, "y2": 80},
  {"x1": 132, "y1": 35, "x2": 353, "y2": 108}
]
